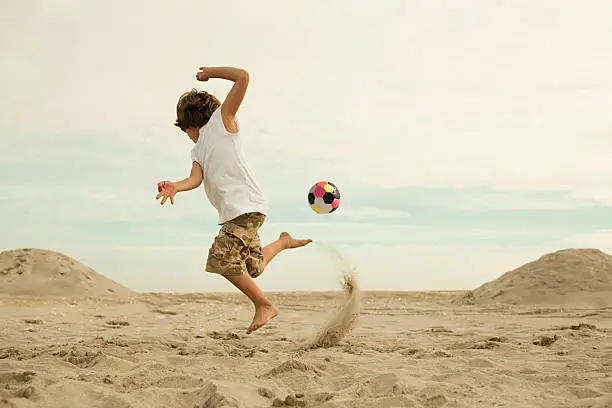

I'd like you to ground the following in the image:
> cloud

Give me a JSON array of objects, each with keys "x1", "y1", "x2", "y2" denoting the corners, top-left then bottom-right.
[
  {"x1": 335, "y1": 206, "x2": 411, "y2": 220},
  {"x1": 2, "y1": 0, "x2": 612, "y2": 201},
  {"x1": 340, "y1": 187, "x2": 604, "y2": 212},
  {"x1": 260, "y1": 221, "x2": 538, "y2": 248}
]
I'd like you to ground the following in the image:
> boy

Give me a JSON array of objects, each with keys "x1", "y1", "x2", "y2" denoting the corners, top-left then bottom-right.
[{"x1": 156, "y1": 66, "x2": 311, "y2": 334}]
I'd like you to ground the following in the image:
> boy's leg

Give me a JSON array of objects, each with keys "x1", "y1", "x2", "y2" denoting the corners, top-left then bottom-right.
[
  {"x1": 259, "y1": 232, "x2": 312, "y2": 274},
  {"x1": 223, "y1": 273, "x2": 278, "y2": 334},
  {"x1": 205, "y1": 220, "x2": 276, "y2": 334},
  {"x1": 206, "y1": 213, "x2": 311, "y2": 334},
  {"x1": 227, "y1": 232, "x2": 310, "y2": 333}
]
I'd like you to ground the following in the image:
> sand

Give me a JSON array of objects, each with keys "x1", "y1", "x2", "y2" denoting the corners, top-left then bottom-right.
[
  {"x1": 0, "y1": 249, "x2": 134, "y2": 298},
  {"x1": 460, "y1": 248, "x2": 612, "y2": 307},
  {"x1": 0, "y1": 247, "x2": 611, "y2": 407}
]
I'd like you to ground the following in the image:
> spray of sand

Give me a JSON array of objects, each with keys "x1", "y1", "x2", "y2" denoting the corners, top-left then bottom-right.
[{"x1": 304, "y1": 243, "x2": 361, "y2": 349}]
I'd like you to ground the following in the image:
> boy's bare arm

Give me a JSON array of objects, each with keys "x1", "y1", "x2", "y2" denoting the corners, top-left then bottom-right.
[
  {"x1": 156, "y1": 162, "x2": 203, "y2": 205},
  {"x1": 196, "y1": 66, "x2": 249, "y2": 133},
  {"x1": 176, "y1": 161, "x2": 203, "y2": 192}
]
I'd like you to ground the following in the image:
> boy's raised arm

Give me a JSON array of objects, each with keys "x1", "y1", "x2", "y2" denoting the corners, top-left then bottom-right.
[{"x1": 196, "y1": 66, "x2": 249, "y2": 133}]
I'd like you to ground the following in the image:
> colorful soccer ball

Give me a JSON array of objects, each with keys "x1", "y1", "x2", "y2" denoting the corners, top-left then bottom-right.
[{"x1": 308, "y1": 181, "x2": 341, "y2": 214}]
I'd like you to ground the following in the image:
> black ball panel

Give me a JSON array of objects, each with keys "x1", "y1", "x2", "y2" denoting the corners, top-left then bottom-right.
[
  {"x1": 327, "y1": 182, "x2": 341, "y2": 199},
  {"x1": 322, "y1": 192, "x2": 335, "y2": 204},
  {"x1": 308, "y1": 192, "x2": 315, "y2": 204}
]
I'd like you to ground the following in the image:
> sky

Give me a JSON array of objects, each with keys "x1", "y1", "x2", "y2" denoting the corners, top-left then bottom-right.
[{"x1": 1, "y1": 0, "x2": 612, "y2": 293}]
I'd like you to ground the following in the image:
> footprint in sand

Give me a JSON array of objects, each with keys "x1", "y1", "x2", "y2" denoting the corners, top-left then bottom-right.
[
  {"x1": 260, "y1": 359, "x2": 322, "y2": 379},
  {"x1": 23, "y1": 319, "x2": 42, "y2": 325},
  {"x1": 568, "y1": 386, "x2": 603, "y2": 399},
  {"x1": 533, "y1": 335, "x2": 558, "y2": 346},
  {"x1": 356, "y1": 373, "x2": 404, "y2": 397},
  {"x1": 0, "y1": 371, "x2": 36, "y2": 388},
  {"x1": 205, "y1": 330, "x2": 241, "y2": 340},
  {"x1": 104, "y1": 320, "x2": 130, "y2": 328},
  {"x1": 423, "y1": 394, "x2": 448, "y2": 408},
  {"x1": 468, "y1": 357, "x2": 495, "y2": 368},
  {"x1": 150, "y1": 308, "x2": 178, "y2": 315}
]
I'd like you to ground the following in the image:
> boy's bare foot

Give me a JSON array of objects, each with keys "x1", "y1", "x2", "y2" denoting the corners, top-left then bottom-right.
[
  {"x1": 279, "y1": 232, "x2": 312, "y2": 249},
  {"x1": 246, "y1": 303, "x2": 279, "y2": 334}
]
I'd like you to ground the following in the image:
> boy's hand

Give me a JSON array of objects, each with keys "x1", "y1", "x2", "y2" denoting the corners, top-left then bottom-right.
[
  {"x1": 156, "y1": 181, "x2": 178, "y2": 205},
  {"x1": 196, "y1": 67, "x2": 211, "y2": 82}
]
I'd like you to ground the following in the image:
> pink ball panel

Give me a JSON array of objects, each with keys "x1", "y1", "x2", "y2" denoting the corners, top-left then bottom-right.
[{"x1": 313, "y1": 186, "x2": 325, "y2": 198}]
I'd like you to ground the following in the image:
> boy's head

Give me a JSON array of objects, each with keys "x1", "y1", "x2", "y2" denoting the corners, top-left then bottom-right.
[{"x1": 174, "y1": 89, "x2": 220, "y2": 132}]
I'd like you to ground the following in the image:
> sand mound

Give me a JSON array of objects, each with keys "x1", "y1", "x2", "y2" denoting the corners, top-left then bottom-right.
[
  {"x1": 0, "y1": 248, "x2": 134, "y2": 298},
  {"x1": 461, "y1": 248, "x2": 612, "y2": 307}
]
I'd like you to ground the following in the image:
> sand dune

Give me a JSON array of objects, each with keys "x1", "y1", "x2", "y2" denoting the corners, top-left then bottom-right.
[
  {"x1": 0, "y1": 247, "x2": 611, "y2": 407},
  {"x1": 460, "y1": 248, "x2": 612, "y2": 307},
  {"x1": 0, "y1": 249, "x2": 134, "y2": 298}
]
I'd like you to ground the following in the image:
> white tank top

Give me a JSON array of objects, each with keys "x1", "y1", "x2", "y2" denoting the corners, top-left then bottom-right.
[{"x1": 190, "y1": 107, "x2": 267, "y2": 224}]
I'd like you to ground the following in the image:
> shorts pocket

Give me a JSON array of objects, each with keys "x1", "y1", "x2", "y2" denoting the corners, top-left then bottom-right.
[
  {"x1": 206, "y1": 231, "x2": 246, "y2": 276},
  {"x1": 211, "y1": 229, "x2": 246, "y2": 261}
]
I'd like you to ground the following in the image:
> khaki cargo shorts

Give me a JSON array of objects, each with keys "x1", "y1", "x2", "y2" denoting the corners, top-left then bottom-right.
[{"x1": 205, "y1": 212, "x2": 266, "y2": 278}]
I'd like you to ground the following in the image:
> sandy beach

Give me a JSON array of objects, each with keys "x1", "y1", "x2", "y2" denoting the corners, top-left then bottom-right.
[{"x1": 1, "y1": 248, "x2": 611, "y2": 408}]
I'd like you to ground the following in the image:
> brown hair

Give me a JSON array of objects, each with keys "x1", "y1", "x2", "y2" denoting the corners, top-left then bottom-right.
[{"x1": 174, "y1": 89, "x2": 220, "y2": 130}]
